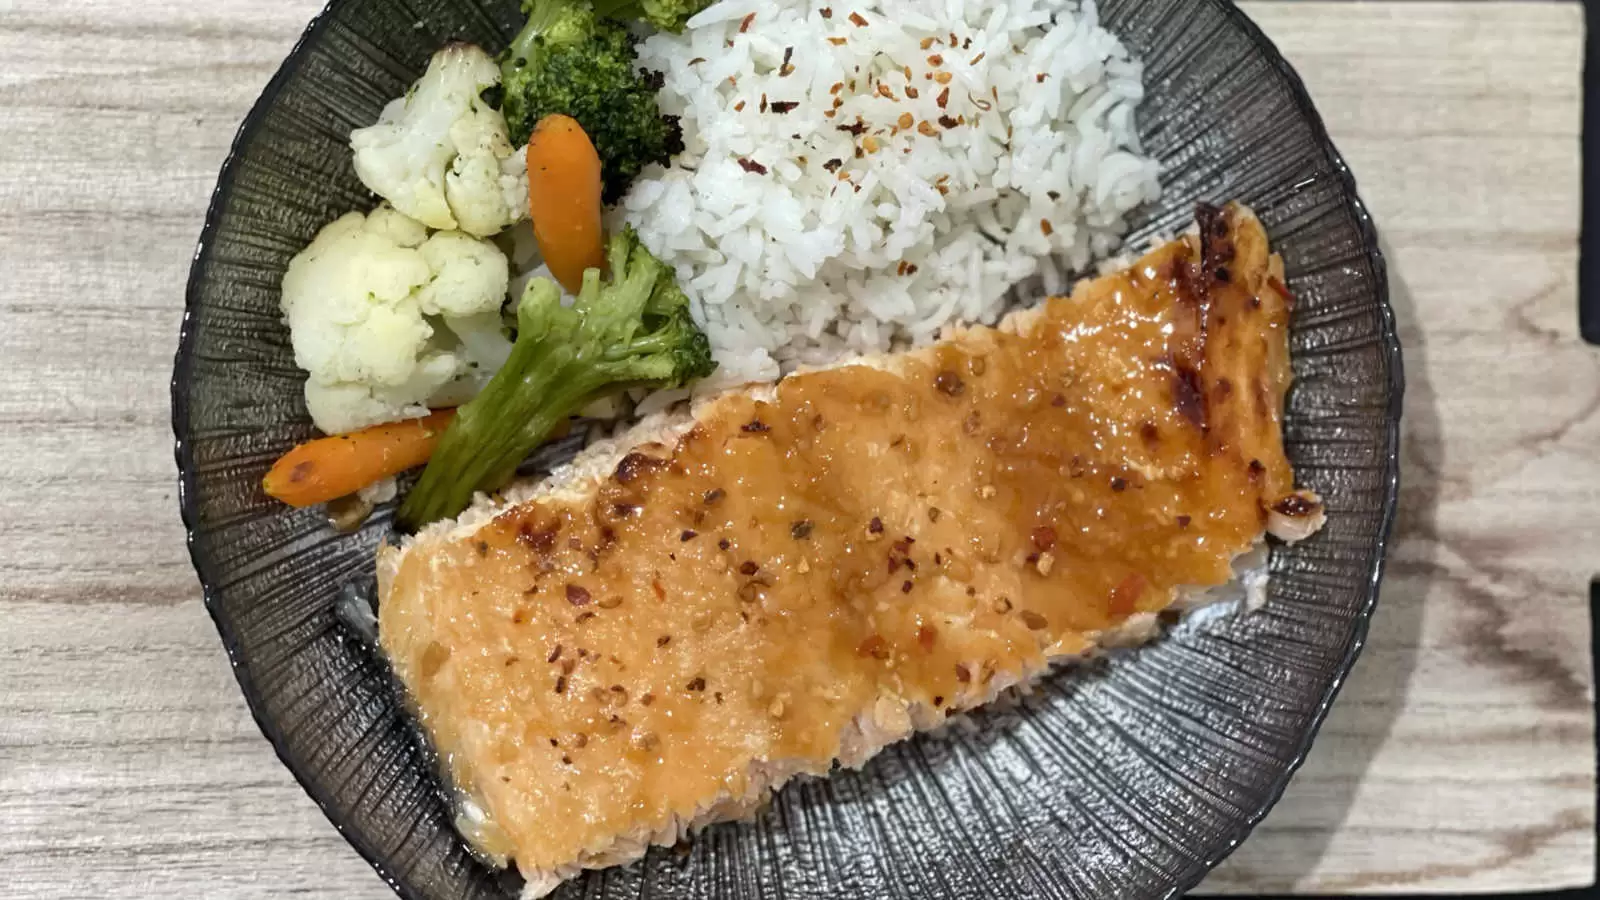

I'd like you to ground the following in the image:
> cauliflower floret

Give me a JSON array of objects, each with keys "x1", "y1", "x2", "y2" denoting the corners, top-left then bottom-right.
[
  {"x1": 351, "y1": 43, "x2": 528, "y2": 238},
  {"x1": 281, "y1": 207, "x2": 513, "y2": 435}
]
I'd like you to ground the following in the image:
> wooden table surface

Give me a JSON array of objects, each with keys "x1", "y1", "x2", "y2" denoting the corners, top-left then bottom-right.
[{"x1": 0, "y1": 1, "x2": 1593, "y2": 896}]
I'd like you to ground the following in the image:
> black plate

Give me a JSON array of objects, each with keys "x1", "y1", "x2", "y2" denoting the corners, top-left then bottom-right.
[{"x1": 173, "y1": 1, "x2": 1402, "y2": 897}]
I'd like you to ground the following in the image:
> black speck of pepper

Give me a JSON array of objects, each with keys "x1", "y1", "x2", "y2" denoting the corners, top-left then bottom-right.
[
  {"x1": 704, "y1": 487, "x2": 725, "y2": 505},
  {"x1": 686, "y1": 676, "x2": 707, "y2": 692},
  {"x1": 566, "y1": 584, "x2": 591, "y2": 606},
  {"x1": 1177, "y1": 515, "x2": 1192, "y2": 528},
  {"x1": 790, "y1": 520, "x2": 814, "y2": 539},
  {"x1": 738, "y1": 157, "x2": 768, "y2": 175},
  {"x1": 561, "y1": 754, "x2": 572, "y2": 765},
  {"x1": 1111, "y1": 477, "x2": 1128, "y2": 492},
  {"x1": 741, "y1": 419, "x2": 770, "y2": 433},
  {"x1": 823, "y1": 158, "x2": 844, "y2": 172},
  {"x1": 1248, "y1": 459, "x2": 1266, "y2": 479},
  {"x1": 901, "y1": 580, "x2": 913, "y2": 593},
  {"x1": 681, "y1": 529, "x2": 698, "y2": 542},
  {"x1": 554, "y1": 676, "x2": 567, "y2": 694},
  {"x1": 928, "y1": 507, "x2": 942, "y2": 522},
  {"x1": 869, "y1": 516, "x2": 885, "y2": 534},
  {"x1": 933, "y1": 695, "x2": 945, "y2": 707},
  {"x1": 657, "y1": 635, "x2": 672, "y2": 647},
  {"x1": 575, "y1": 611, "x2": 596, "y2": 624},
  {"x1": 547, "y1": 644, "x2": 563, "y2": 663},
  {"x1": 739, "y1": 560, "x2": 760, "y2": 576},
  {"x1": 770, "y1": 100, "x2": 799, "y2": 113},
  {"x1": 1215, "y1": 266, "x2": 1231, "y2": 283},
  {"x1": 475, "y1": 541, "x2": 488, "y2": 556},
  {"x1": 718, "y1": 537, "x2": 732, "y2": 551}
]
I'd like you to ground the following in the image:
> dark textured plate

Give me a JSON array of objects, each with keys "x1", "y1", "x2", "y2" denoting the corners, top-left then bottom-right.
[{"x1": 173, "y1": 1, "x2": 1402, "y2": 898}]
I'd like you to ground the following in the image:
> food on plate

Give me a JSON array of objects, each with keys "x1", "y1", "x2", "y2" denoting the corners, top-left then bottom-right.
[
  {"x1": 399, "y1": 227, "x2": 715, "y2": 528},
  {"x1": 377, "y1": 204, "x2": 1324, "y2": 895},
  {"x1": 263, "y1": 410, "x2": 456, "y2": 508},
  {"x1": 501, "y1": 0, "x2": 694, "y2": 202},
  {"x1": 351, "y1": 44, "x2": 528, "y2": 238},
  {"x1": 524, "y1": 114, "x2": 606, "y2": 294},
  {"x1": 278, "y1": 206, "x2": 511, "y2": 436}
]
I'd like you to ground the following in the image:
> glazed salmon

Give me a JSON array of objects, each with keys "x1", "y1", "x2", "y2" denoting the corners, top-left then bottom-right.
[{"x1": 377, "y1": 203, "x2": 1323, "y2": 895}]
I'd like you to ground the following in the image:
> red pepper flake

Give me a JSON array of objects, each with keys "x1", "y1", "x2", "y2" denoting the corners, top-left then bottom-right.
[
  {"x1": 640, "y1": 693, "x2": 655, "y2": 707},
  {"x1": 734, "y1": 100, "x2": 746, "y2": 112},
  {"x1": 652, "y1": 577, "x2": 666, "y2": 600},
  {"x1": 737, "y1": 158, "x2": 768, "y2": 176},
  {"x1": 1109, "y1": 573, "x2": 1147, "y2": 616},
  {"x1": 686, "y1": 676, "x2": 707, "y2": 692},
  {"x1": 717, "y1": 537, "x2": 731, "y2": 551},
  {"x1": 905, "y1": 85, "x2": 920, "y2": 99},
  {"x1": 657, "y1": 635, "x2": 672, "y2": 647},
  {"x1": 821, "y1": 7, "x2": 833, "y2": 18},
  {"x1": 827, "y1": 36, "x2": 848, "y2": 46},
  {"x1": 779, "y1": 47, "x2": 795, "y2": 76},
  {"x1": 936, "y1": 87, "x2": 950, "y2": 108},
  {"x1": 741, "y1": 418, "x2": 771, "y2": 433},
  {"x1": 759, "y1": 93, "x2": 769, "y2": 113},
  {"x1": 547, "y1": 644, "x2": 563, "y2": 663},
  {"x1": 934, "y1": 370, "x2": 965, "y2": 396},
  {"x1": 681, "y1": 529, "x2": 698, "y2": 542},
  {"x1": 954, "y1": 663, "x2": 972, "y2": 683},
  {"x1": 917, "y1": 625, "x2": 938, "y2": 651},
  {"x1": 877, "y1": 83, "x2": 897, "y2": 100},
  {"x1": 770, "y1": 100, "x2": 799, "y2": 113},
  {"x1": 1036, "y1": 73, "x2": 1047, "y2": 83},
  {"x1": 738, "y1": 560, "x2": 760, "y2": 576},
  {"x1": 857, "y1": 635, "x2": 890, "y2": 659},
  {"x1": 837, "y1": 119, "x2": 867, "y2": 136},
  {"x1": 938, "y1": 114, "x2": 960, "y2": 129},
  {"x1": 1040, "y1": 218, "x2": 1054, "y2": 236},
  {"x1": 823, "y1": 158, "x2": 844, "y2": 173},
  {"x1": 739, "y1": 12, "x2": 756, "y2": 32},
  {"x1": 849, "y1": 11, "x2": 868, "y2": 26},
  {"x1": 1176, "y1": 515, "x2": 1192, "y2": 528},
  {"x1": 1031, "y1": 526, "x2": 1057, "y2": 551},
  {"x1": 969, "y1": 51, "x2": 986, "y2": 65},
  {"x1": 901, "y1": 580, "x2": 914, "y2": 593},
  {"x1": 927, "y1": 54, "x2": 944, "y2": 66},
  {"x1": 565, "y1": 584, "x2": 592, "y2": 606},
  {"x1": 1051, "y1": 393, "x2": 1067, "y2": 408}
]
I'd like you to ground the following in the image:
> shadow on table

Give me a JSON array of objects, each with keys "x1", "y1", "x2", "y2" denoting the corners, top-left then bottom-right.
[{"x1": 1198, "y1": 239, "x2": 1440, "y2": 893}]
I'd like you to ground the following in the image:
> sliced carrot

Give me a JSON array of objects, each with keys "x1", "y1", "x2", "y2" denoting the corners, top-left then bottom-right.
[
  {"x1": 263, "y1": 409, "x2": 456, "y2": 508},
  {"x1": 526, "y1": 114, "x2": 605, "y2": 295}
]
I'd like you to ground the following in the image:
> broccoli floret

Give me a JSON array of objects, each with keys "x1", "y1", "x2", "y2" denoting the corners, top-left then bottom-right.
[
  {"x1": 399, "y1": 227, "x2": 715, "y2": 527},
  {"x1": 501, "y1": 1, "x2": 686, "y2": 203},
  {"x1": 592, "y1": 0, "x2": 713, "y2": 32}
]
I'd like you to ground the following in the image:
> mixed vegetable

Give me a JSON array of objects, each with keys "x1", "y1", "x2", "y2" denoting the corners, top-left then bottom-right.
[{"x1": 265, "y1": 0, "x2": 715, "y2": 526}]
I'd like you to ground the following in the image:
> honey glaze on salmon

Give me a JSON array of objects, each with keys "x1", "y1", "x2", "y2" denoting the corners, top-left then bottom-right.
[{"x1": 378, "y1": 204, "x2": 1317, "y2": 877}]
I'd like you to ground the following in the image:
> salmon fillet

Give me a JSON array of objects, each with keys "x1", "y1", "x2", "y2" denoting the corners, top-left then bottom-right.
[{"x1": 377, "y1": 203, "x2": 1324, "y2": 896}]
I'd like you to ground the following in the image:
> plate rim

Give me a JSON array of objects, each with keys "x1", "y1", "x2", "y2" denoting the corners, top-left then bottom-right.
[{"x1": 170, "y1": 1, "x2": 1405, "y2": 896}]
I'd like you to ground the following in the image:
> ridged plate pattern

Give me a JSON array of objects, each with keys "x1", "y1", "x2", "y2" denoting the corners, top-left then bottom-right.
[{"x1": 173, "y1": 1, "x2": 1402, "y2": 898}]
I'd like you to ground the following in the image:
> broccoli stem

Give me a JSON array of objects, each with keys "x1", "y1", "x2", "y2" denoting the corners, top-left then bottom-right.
[
  {"x1": 399, "y1": 339, "x2": 609, "y2": 529},
  {"x1": 398, "y1": 228, "x2": 714, "y2": 530}
]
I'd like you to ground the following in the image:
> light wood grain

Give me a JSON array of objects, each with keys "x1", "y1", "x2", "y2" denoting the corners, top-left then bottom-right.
[{"x1": 0, "y1": 2, "x2": 1591, "y2": 897}]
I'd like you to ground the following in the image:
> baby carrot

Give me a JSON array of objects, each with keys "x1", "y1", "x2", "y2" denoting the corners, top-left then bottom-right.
[
  {"x1": 526, "y1": 114, "x2": 606, "y2": 295},
  {"x1": 263, "y1": 409, "x2": 456, "y2": 508}
]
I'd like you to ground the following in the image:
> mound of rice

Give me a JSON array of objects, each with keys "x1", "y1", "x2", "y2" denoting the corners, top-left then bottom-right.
[{"x1": 620, "y1": 0, "x2": 1160, "y2": 386}]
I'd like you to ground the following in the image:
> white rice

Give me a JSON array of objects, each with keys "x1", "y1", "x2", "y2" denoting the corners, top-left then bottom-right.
[{"x1": 618, "y1": 0, "x2": 1160, "y2": 386}]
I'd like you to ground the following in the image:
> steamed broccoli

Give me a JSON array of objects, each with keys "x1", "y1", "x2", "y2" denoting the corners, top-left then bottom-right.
[
  {"x1": 501, "y1": 0, "x2": 692, "y2": 202},
  {"x1": 399, "y1": 227, "x2": 715, "y2": 527},
  {"x1": 592, "y1": 0, "x2": 713, "y2": 31}
]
